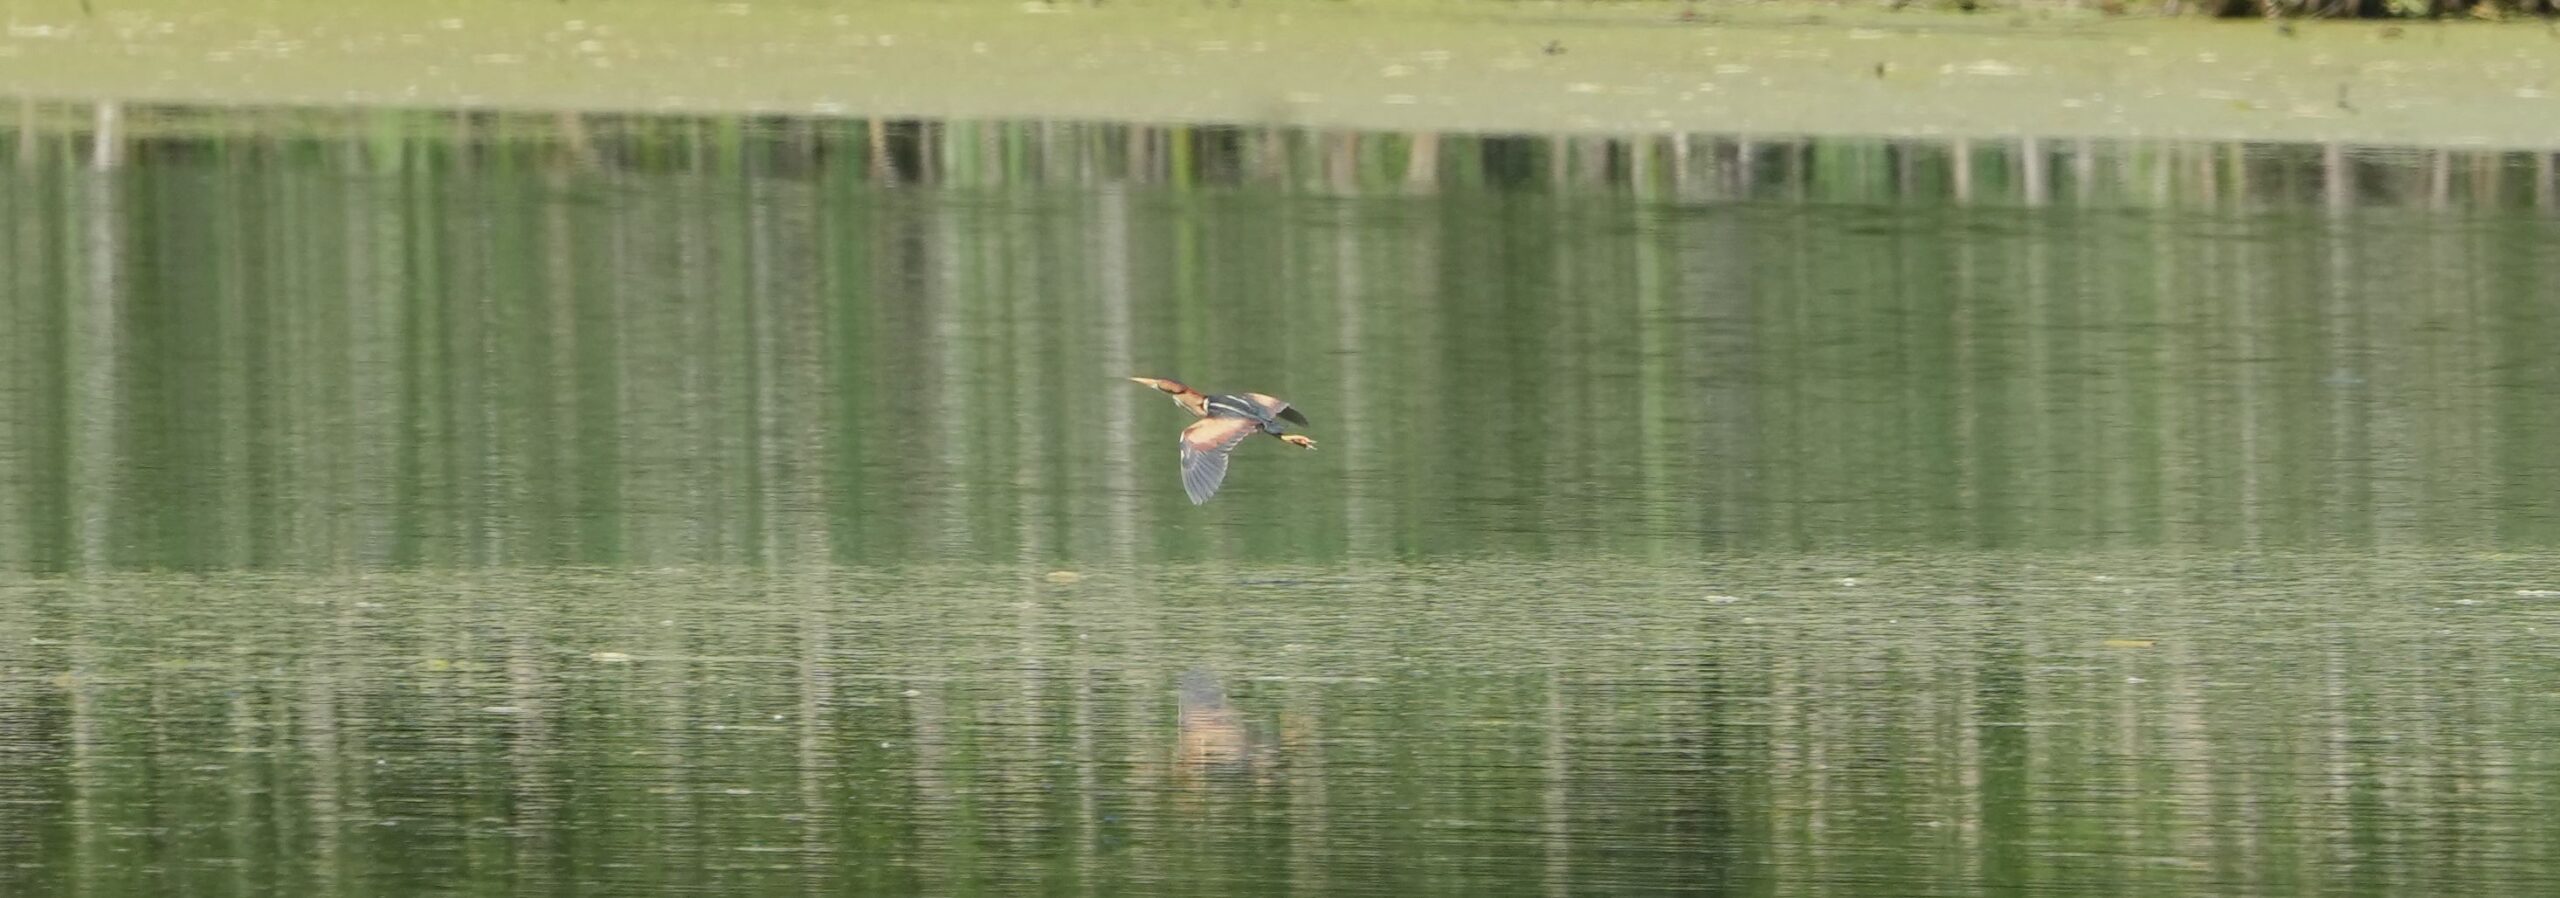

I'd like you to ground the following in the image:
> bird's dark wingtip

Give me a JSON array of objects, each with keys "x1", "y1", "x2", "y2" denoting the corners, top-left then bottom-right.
[{"x1": 1278, "y1": 406, "x2": 1309, "y2": 427}]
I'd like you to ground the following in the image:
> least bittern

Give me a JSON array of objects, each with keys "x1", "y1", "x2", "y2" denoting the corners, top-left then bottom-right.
[{"x1": 1129, "y1": 376, "x2": 1317, "y2": 504}]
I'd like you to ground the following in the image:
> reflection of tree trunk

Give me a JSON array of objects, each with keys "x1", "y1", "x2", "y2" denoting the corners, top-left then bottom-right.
[
  {"x1": 1634, "y1": 200, "x2": 1670, "y2": 560},
  {"x1": 301, "y1": 609, "x2": 355, "y2": 896},
  {"x1": 1548, "y1": 134, "x2": 1569, "y2": 190},
  {"x1": 1072, "y1": 666, "x2": 1100, "y2": 893},
  {"x1": 1541, "y1": 667, "x2": 1570, "y2": 897},
  {"x1": 2536, "y1": 152, "x2": 2555, "y2": 211},
  {"x1": 2149, "y1": 140, "x2": 2172, "y2": 205},
  {"x1": 505, "y1": 625, "x2": 558, "y2": 889},
  {"x1": 67, "y1": 587, "x2": 105, "y2": 895},
  {"x1": 1404, "y1": 132, "x2": 1438, "y2": 193},
  {"x1": 930, "y1": 194, "x2": 968, "y2": 550},
  {"x1": 1283, "y1": 686, "x2": 1330, "y2": 898},
  {"x1": 89, "y1": 102, "x2": 120, "y2": 171},
  {"x1": 867, "y1": 118, "x2": 890, "y2": 181},
  {"x1": 1975, "y1": 625, "x2": 2029, "y2": 895},
  {"x1": 2226, "y1": 142, "x2": 2249, "y2": 207},
  {"x1": 1098, "y1": 186, "x2": 1137, "y2": 558},
  {"x1": 2020, "y1": 137, "x2": 2046, "y2": 207},
  {"x1": 2072, "y1": 139, "x2": 2096, "y2": 205},
  {"x1": 2470, "y1": 150, "x2": 2496, "y2": 209},
  {"x1": 2428, "y1": 150, "x2": 2451, "y2": 210},
  {"x1": 1333, "y1": 204, "x2": 1376, "y2": 557},
  {"x1": 2323, "y1": 143, "x2": 2350, "y2": 212},
  {"x1": 78, "y1": 165, "x2": 121, "y2": 568},
  {"x1": 1733, "y1": 138, "x2": 1756, "y2": 197},
  {"x1": 1670, "y1": 134, "x2": 1694, "y2": 201},
  {"x1": 2232, "y1": 216, "x2": 2264, "y2": 546},
  {"x1": 794, "y1": 575, "x2": 836, "y2": 895},
  {"x1": 1951, "y1": 138, "x2": 1973, "y2": 205},
  {"x1": 1327, "y1": 130, "x2": 1355, "y2": 195},
  {"x1": 907, "y1": 684, "x2": 953, "y2": 896},
  {"x1": 15, "y1": 98, "x2": 33, "y2": 169},
  {"x1": 2320, "y1": 168, "x2": 2370, "y2": 544},
  {"x1": 751, "y1": 171, "x2": 786, "y2": 567},
  {"x1": 555, "y1": 111, "x2": 598, "y2": 170},
  {"x1": 2194, "y1": 144, "x2": 2218, "y2": 207}
]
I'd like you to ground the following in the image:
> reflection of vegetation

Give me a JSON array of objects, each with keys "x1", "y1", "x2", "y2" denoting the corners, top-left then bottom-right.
[
  {"x1": 12, "y1": 102, "x2": 2558, "y2": 209},
  {"x1": 0, "y1": 556, "x2": 2555, "y2": 894},
  {"x1": 4, "y1": 106, "x2": 2558, "y2": 569}
]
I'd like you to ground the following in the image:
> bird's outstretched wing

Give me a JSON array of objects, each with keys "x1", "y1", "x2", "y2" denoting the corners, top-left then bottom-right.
[
  {"x1": 1237, "y1": 392, "x2": 1310, "y2": 428},
  {"x1": 1178, "y1": 416, "x2": 1265, "y2": 504}
]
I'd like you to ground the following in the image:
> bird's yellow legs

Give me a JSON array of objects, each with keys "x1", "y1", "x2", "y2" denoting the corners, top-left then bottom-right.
[{"x1": 1279, "y1": 434, "x2": 1317, "y2": 449}]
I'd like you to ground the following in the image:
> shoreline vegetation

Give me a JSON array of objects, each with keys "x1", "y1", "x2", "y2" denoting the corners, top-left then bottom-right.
[{"x1": 0, "y1": 1, "x2": 2555, "y2": 150}]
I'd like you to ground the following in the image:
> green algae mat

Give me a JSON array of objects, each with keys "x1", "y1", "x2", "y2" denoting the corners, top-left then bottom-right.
[{"x1": 3, "y1": 0, "x2": 2557, "y2": 147}]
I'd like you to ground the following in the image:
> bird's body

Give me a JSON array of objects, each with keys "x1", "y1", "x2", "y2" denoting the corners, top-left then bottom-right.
[{"x1": 1129, "y1": 376, "x2": 1316, "y2": 504}]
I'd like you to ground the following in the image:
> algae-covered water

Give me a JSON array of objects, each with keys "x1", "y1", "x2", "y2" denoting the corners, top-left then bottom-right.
[{"x1": 2, "y1": 0, "x2": 2557, "y2": 147}]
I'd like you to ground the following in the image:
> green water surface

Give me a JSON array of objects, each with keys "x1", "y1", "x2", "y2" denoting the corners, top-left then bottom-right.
[{"x1": 2, "y1": 111, "x2": 2558, "y2": 896}]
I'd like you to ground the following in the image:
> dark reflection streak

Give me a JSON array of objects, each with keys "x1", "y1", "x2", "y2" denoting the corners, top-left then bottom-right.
[
  {"x1": 2227, "y1": 142, "x2": 2249, "y2": 211},
  {"x1": 13, "y1": 99, "x2": 32, "y2": 170},
  {"x1": 10, "y1": 157, "x2": 71, "y2": 570},
  {"x1": 2537, "y1": 153, "x2": 2554, "y2": 210}
]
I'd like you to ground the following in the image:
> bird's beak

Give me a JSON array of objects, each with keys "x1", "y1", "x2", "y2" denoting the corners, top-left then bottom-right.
[{"x1": 1128, "y1": 376, "x2": 1173, "y2": 393}]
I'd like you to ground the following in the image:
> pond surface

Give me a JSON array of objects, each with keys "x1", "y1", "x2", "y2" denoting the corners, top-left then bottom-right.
[{"x1": 2, "y1": 109, "x2": 2559, "y2": 896}]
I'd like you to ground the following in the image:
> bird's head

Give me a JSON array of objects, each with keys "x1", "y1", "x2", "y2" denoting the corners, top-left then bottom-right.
[{"x1": 1130, "y1": 376, "x2": 1209, "y2": 416}]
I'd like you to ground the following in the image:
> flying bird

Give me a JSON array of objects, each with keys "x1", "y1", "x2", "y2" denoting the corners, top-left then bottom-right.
[{"x1": 1129, "y1": 376, "x2": 1317, "y2": 504}]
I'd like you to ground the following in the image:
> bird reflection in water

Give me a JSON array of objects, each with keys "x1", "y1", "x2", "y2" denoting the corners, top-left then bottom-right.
[{"x1": 1173, "y1": 669, "x2": 1274, "y2": 789}]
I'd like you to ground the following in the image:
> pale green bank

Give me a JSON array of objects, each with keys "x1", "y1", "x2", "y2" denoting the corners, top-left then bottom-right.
[{"x1": 0, "y1": 0, "x2": 2556, "y2": 147}]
